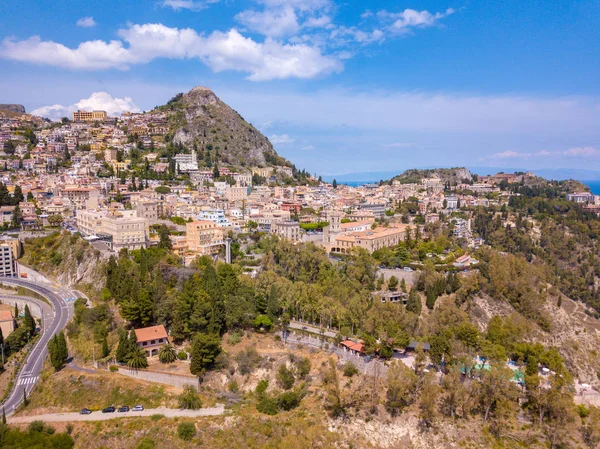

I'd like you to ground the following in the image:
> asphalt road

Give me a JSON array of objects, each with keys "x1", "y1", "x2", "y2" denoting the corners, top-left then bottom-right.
[
  {"x1": 289, "y1": 321, "x2": 337, "y2": 338},
  {"x1": 0, "y1": 277, "x2": 75, "y2": 416},
  {"x1": 9, "y1": 405, "x2": 225, "y2": 423}
]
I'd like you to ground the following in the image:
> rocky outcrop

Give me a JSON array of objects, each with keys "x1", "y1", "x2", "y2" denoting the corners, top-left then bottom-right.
[
  {"x1": 0, "y1": 104, "x2": 25, "y2": 114},
  {"x1": 395, "y1": 167, "x2": 473, "y2": 184},
  {"x1": 170, "y1": 87, "x2": 289, "y2": 168}
]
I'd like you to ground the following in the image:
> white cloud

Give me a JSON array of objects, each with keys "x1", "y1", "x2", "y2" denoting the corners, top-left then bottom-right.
[
  {"x1": 160, "y1": 0, "x2": 219, "y2": 11},
  {"x1": 260, "y1": 0, "x2": 331, "y2": 12},
  {"x1": 490, "y1": 147, "x2": 599, "y2": 160},
  {"x1": 32, "y1": 91, "x2": 139, "y2": 121},
  {"x1": 0, "y1": 24, "x2": 342, "y2": 80},
  {"x1": 377, "y1": 8, "x2": 454, "y2": 33},
  {"x1": 270, "y1": 133, "x2": 295, "y2": 144},
  {"x1": 564, "y1": 146, "x2": 599, "y2": 157},
  {"x1": 76, "y1": 17, "x2": 96, "y2": 28},
  {"x1": 236, "y1": 6, "x2": 300, "y2": 37},
  {"x1": 302, "y1": 145, "x2": 315, "y2": 150}
]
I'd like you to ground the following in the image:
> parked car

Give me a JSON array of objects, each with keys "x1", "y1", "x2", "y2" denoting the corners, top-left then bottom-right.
[
  {"x1": 102, "y1": 406, "x2": 115, "y2": 413},
  {"x1": 403, "y1": 267, "x2": 413, "y2": 272},
  {"x1": 132, "y1": 405, "x2": 144, "y2": 412},
  {"x1": 118, "y1": 406, "x2": 130, "y2": 413},
  {"x1": 80, "y1": 408, "x2": 92, "y2": 415}
]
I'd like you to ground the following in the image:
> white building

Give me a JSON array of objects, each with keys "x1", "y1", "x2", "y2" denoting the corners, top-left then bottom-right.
[
  {"x1": 174, "y1": 149, "x2": 199, "y2": 173},
  {"x1": 197, "y1": 209, "x2": 231, "y2": 227},
  {"x1": 0, "y1": 244, "x2": 18, "y2": 277}
]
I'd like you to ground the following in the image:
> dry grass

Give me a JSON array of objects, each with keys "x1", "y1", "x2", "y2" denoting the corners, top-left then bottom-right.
[{"x1": 21, "y1": 365, "x2": 180, "y2": 413}]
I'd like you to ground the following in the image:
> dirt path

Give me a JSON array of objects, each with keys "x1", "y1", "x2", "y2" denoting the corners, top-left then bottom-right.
[{"x1": 9, "y1": 405, "x2": 225, "y2": 423}]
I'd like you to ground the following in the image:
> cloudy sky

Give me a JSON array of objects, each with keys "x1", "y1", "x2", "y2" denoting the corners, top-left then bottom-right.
[{"x1": 1, "y1": 0, "x2": 599, "y2": 175}]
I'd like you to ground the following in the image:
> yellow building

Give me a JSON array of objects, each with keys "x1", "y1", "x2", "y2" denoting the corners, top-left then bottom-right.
[
  {"x1": 72, "y1": 110, "x2": 107, "y2": 122},
  {"x1": 185, "y1": 220, "x2": 224, "y2": 262},
  {"x1": 329, "y1": 224, "x2": 408, "y2": 254}
]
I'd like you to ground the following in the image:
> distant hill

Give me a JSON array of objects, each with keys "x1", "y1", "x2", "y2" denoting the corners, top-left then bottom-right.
[
  {"x1": 393, "y1": 167, "x2": 473, "y2": 184},
  {"x1": 158, "y1": 87, "x2": 290, "y2": 168},
  {"x1": 0, "y1": 104, "x2": 26, "y2": 118}
]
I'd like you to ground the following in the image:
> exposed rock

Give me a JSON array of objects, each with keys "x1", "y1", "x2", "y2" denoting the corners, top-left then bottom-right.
[
  {"x1": 394, "y1": 167, "x2": 473, "y2": 184},
  {"x1": 0, "y1": 104, "x2": 26, "y2": 114},
  {"x1": 167, "y1": 87, "x2": 289, "y2": 168}
]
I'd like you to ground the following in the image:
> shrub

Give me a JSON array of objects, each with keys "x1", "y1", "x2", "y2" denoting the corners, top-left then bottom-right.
[
  {"x1": 136, "y1": 438, "x2": 156, "y2": 449},
  {"x1": 228, "y1": 380, "x2": 239, "y2": 393},
  {"x1": 177, "y1": 351, "x2": 188, "y2": 360},
  {"x1": 227, "y1": 331, "x2": 243, "y2": 346},
  {"x1": 255, "y1": 379, "x2": 269, "y2": 396},
  {"x1": 277, "y1": 364, "x2": 295, "y2": 390},
  {"x1": 256, "y1": 396, "x2": 278, "y2": 415},
  {"x1": 177, "y1": 422, "x2": 196, "y2": 441},
  {"x1": 277, "y1": 390, "x2": 303, "y2": 411},
  {"x1": 235, "y1": 346, "x2": 263, "y2": 375},
  {"x1": 295, "y1": 357, "x2": 311, "y2": 379},
  {"x1": 343, "y1": 362, "x2": 359, "y2": 377},
  {"x1": 178, "y1": 385, "x2": 202, "y2": 410},
  {"x1": 109, "y1": 365, "x2": 119, "y2": 372},
  {"x1": 150, "y1": 414, "x2": 164, "y2": 421}
]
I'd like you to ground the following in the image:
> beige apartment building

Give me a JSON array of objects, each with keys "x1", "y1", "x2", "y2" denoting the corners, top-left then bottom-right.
[
  {"x1": 185, "y1": 220, "x2": 224, "y2": 262},
  {"x1": 226, "y1": 186, "x2": 248, "y2": 202},
  {"x1": 77, "y1": 209, "x2": 149, "y2": 251},
  {"x1": 273, "y1": 221, "x2": 301, "y2": 242},
  {"x1": 72, "y1": 110, "x2": 107, "y2": 122},
  {"x1": 329, "y1": 224, "x2": 408, "y2": 254}
]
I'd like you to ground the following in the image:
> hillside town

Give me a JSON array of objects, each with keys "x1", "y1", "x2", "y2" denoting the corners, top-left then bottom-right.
[{"x1": 1, "y1": 106, "x2": 599, "y2": 277}]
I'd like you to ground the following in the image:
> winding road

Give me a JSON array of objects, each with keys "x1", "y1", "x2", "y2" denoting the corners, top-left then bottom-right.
[{"x1": 0, "y1": 275, "x2": 75, "y2": 416}]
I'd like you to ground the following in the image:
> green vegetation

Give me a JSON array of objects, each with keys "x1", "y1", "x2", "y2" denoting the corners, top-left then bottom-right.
[{"x1": 0, "y1": 421, "x2": 74, "y2": 448}]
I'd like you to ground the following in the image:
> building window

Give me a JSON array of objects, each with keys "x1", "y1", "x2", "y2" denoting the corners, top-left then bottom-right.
[{"x1": 142, "y1": 341, "x2": 147, "y2": 346}]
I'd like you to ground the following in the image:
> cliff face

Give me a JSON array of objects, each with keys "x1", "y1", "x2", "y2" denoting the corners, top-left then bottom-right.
[{"x1": 168, "y1": 87, "x2": 289, "y2": 168}]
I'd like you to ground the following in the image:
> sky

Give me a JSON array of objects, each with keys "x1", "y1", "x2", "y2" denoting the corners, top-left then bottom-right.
[{"x1": 1, "y1": 0, "x2": 599, "y2": 176}]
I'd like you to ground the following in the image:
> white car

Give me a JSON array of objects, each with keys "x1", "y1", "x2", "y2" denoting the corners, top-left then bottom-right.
[{"x1": 132, "y1": 405, "x2": 144, "y2": 412}]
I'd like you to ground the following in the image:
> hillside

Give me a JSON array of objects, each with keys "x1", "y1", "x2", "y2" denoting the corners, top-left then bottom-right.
[
  {"x1": 159, "y1": 87, "x2": 290, "y2": 168},
  {"x1": 394, "y1": 167, "x2": 473, "y2": 184},
  {"x1": 0, "y1": 103, "x2": 26, "y2": 118},
  {"x1": 21, "y1": 232, "x2": 107, "y2": 295}
]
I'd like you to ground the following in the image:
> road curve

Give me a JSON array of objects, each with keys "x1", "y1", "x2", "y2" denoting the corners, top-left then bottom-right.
[
  {"x1": 9, "y1": 405, "x2": 225, "y2": 423},
  {"x1": 0, "y1": 277, "x2": 74, "y2": 416}
]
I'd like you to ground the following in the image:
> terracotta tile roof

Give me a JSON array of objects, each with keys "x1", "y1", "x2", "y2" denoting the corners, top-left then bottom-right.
[
  {"x1": 340, "y1": 339, "x2": 366, "y2": 353},
  {"x1": 134, "y1": 325, "x2": 168, "y2": 343}
]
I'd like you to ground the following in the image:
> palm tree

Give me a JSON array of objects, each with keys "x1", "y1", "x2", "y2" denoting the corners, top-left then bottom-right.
[
  {"x1": 127, "y1": 347, "x2": 148, "y2": 370},
  {"x1": 158, "y1": 343, "x2": 177, "y2": 364}
]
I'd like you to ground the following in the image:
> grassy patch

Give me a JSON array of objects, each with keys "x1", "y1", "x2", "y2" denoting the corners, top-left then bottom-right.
[{"x1": 24, "y1": 366, "x2": 179, "y2": 412}]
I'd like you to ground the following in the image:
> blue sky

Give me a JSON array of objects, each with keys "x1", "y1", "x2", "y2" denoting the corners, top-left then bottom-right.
[{"x1": 1, "y1": 0, "x2": 599, "y2": 175}]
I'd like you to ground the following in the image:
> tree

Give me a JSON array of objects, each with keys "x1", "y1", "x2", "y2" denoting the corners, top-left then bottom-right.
[
  {"x1": 127, "y1": 347, "x2": 149, "y2": 369},
  {"x1": 1, "y1": 407, "x2": 5, "y2": 424},
  {"x1": 159, "y1": 343, "x2": 177, "y2": 364},
  {"x1": 385, "y1": 360, "x2": 417, "y2": 416},
  {"x1": 157, "y1": 225, "x2": 172, "y2": 250},
  {"x1": 115, "y1": 329, "x2": 130, "y2": 363},
  {"x1": 400, "y1": 278, "x2": 407, "y2": 293},
  {"x1": 419, "y1": 372, "x2": 441, "y2": 429},
  {"x1": 388, "y1": 276, "x2": 399, "y2": 291},
  {"x1": 177, "y1": 422, "x2": 196, "y2": 441},
  {"x1": 47, "y1": 214, "x2": 64, "y2": 227},
  {"x1": 11, "y1": 205, "x2": 22, "y2": 229},
  {"x1": 332, "y1": 179, "x2": 337, "y2": 189},
  {"x1": 406, "y1": 289, "x2": 422, "y2": 315},
  {"x1": 276, "y1": 364, "x2": 295, "y2": 390},
  {"x1": 253, "y1": 314, "x2": 272, "y2": 331},
  {"x1": 23, "y1": 305, "x2": 35, "y2": 336},
  {"x1": 178, "y1": 385, "x2": 202, "y2": 409},
  {"x1": 100, "y1": 335, "x2": 110, "y2": 358},
  {"x1": 190, "y1": 333, "x2": 221, "y2": 377}
]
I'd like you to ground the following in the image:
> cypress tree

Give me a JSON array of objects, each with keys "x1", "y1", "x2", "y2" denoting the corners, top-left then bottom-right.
[
  {"x1": 2, "y1": 407, "x2": 5, "y2": 424},
  {"x1": 57, "y1": 331, "x2": 68, "y2": 366},
  {"x1": 13, "y1": 303, "x2": 18, "y2": 321},
  {"x1": 23, "y1": 305, "x2": 35, "y2": 335},
  {"x1": 23, "y1": 388, "x2": 28, "y2": 406},
  {"x1": 101, "y1": 335, "x2": 109, "y2": 358},
  {"x1": 127, "y1": 330, "x2": 138, "y2": 360},
  {"x1": 115, "y1": 330, "x2": 129, "y2": 363},
  {"x1": 406, "y1": 290, "x2": 422, "y2": 315}
]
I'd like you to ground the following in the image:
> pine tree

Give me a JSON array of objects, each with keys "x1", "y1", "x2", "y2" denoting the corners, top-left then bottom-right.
[
  {"x1": 190, "y1": 333, "x2": 221, "y2": 377},
  {"x1": 406, "y1": 290, "x2": 422, "y2": 315}
]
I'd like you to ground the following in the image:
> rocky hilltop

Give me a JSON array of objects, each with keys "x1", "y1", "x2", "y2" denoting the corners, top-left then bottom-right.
[
  {"x1": 161, "y1": 87, "x2": 289, "y2": 168},
  {"x1": 394, "y1": 167, "x2": 473, "y2": 184},
  {"x1": 0, "y1": 104, "x2": 26, "y2": 118}
]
